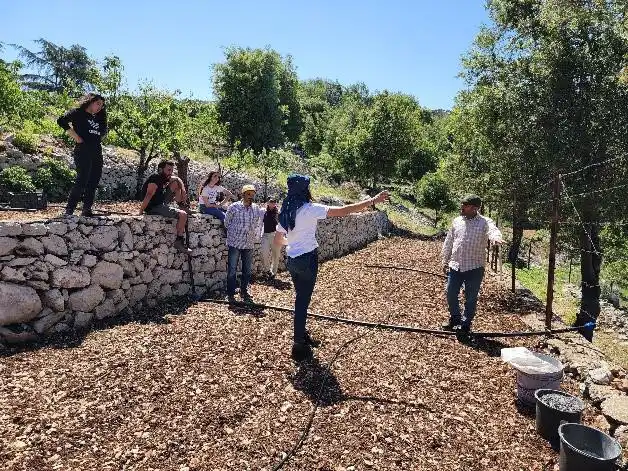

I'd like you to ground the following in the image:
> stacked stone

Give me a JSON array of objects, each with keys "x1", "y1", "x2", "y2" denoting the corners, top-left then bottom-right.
[{"x1": 0, "y1": 210, "x2": 389, "y2": 344}]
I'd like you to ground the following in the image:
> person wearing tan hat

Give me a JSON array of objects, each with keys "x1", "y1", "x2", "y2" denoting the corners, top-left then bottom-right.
[{"x1": 224, "y1": 184, "x2": 265, "y2": 303}]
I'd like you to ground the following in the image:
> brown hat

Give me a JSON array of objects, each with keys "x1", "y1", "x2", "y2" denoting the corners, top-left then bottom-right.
[{"x1": 461, "y1": 194, "x2": 482, "y2": 207}]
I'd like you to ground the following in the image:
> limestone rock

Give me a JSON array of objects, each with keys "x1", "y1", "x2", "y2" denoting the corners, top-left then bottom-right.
[
  {"x1": 44, "y1": 253, "x2": 67, "y2": 267},
  {"x1": 46, "y1": 222, "x2": 68, "y2": 235},
  {"x1": 33, "y1": 311, "x2": 65, "y2": 334},
  {"x1": 89, "y1": 226, "x2": 119, "y2": 251},
  {"x1": 94, "y1": 299, "x2": 116, "y2": 320},
  {"x1": 68, "y1": 285, "x2": 104, "y2": 312},
  {"x1": 18, "y1": 237, "x2": 44, "y2": 256},
  {"x1": 74, "y1": 311, "x2": 94, "y2": 328},
  {"x1": 602, "y1": 396, "x2": 628, "y2": 425},
  {"x1": 65, "y1": 230, "x2": 91, "y2": 250},
  {"x1": 130, "y1": 284, "x2": 147, "y2": 303},
  {"x1": 42, "y1": 234, "x2": 68, "y2": 256},
  {"x1": 1, "y1": 266, "x2": 27, "y2": 282},
  {"x1": 0, "y1": 237, "x2": 18, "y2": 256},
  {"x1": 592, "y1": 414, "x2": 612, "y2": 435},
  {"x1": 91, "y1": 260, "x2": 124, "y2": 289},
  {"x1": 7, "y1": 257, "x2": 36, "y2": 267},
  {"x1": 587, "y1": 383, "x2": 623, "y2": 405},
  {"x1": 82, "y1": 254, "x2": 98, "y2": 267},
  {"x1": 590, "y1": 367, "x2": 613, "y2": 385},
  {"x1": 43, "y1": 288, "x2": 65, "y2": 312},
  {"x1": 21, "y1": 223, "x2": 47, "y2": 236},
  {"x1": 0, "y1": 222, "x2": 22, "y2": 237},
  {"x1": 160, "y1": 269, "x2": 183, "y2": 285},
  {"x1": 0, "y1": 282, "x2": 42, "y2": 325},
  {"x1": 51, "y1": 266, "x2": 90, "y2": 289}
]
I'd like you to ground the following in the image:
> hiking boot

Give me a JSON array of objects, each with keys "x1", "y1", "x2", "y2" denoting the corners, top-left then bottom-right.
[
  {"x1": 81, "y1": 208, "x2": 96, "y2": 217},
  {"x1": 304, "y1": 330, "x2": 321, "y2": 348},
  {"x1": 441, "y1": 320, "x2": 461, "y2": 331},
  {"x1": 241, "y1": 293, "x2": 254, "y2": 304},
  {"x1": 456, "y1": 325, "x2": 472, "y2": 341},
  {"x1": 174, "y1": 238, "x2": 191, "y2": 253},
  {"x1": 226, "y1": 295, "x2": 237, "y2": 304},
  {"x1": 291, "y1": 342, "x2": 313, "y2": 362}
]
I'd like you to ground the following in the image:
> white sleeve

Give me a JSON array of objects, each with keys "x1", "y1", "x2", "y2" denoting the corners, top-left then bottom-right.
[{"x1": 310, "y1": 203, "x2": 330, "y2": 220}]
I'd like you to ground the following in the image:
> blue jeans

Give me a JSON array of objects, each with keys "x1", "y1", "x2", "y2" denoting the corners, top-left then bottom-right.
[
  {"x1": 286, "y1": 249, "x2": 318, "y2": 343},
  {"x1": 227, "y1": 246, "x2": 253, "y2": 296},
  {"x1": 199, "y1": 204, "x2": 226, "y2": 222},
  {"x1": 446, "y1": 267, "x2": 485, "y2": 329}
]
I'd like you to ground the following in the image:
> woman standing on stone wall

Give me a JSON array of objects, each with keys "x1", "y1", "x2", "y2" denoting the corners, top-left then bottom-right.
[
  {"x1": 57, "y1": 93, "x2": 107, "y2": 217},
  {"x1": 274, "y1": 174, "x2": 389, "y2": 361}
]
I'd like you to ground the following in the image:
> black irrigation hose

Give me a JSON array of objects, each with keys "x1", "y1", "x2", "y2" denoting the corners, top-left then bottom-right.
[
  {"x1": 363, "y1": 263, "x2": 448, "y2": 279},
  {"x1": 198, "y1": 298, "x2": 595, "y2": 338}
]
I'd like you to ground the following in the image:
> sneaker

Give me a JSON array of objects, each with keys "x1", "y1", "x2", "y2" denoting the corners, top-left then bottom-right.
[
  {"x1": 291, "y1": 342, "x2": 313, "y2": 362},
  {"x1": 174, "y1": 238, "x2": 191, "y2": 253},
  {"x1": 81, "y1": 209, "x2": 96, "y2": 217},
  {"x1": 241, "y1": 293, "x2": 254, "y2": 304},
  {"x1": 226, "y1": 295, "x2": 237, "y2": 304},
  {"x1": 441, "y1": 320, "x2": 461, "y2": 331},
  {"x1": 456, "y1": 325, "x2": 472, "y2": 341},
  {"x1": 303, "y1": 330, "x2": 320, "y2": 348}
]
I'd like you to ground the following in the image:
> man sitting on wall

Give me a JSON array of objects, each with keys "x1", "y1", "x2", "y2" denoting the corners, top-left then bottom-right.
[{"x1": 139, "y1": 159, "x2": 191, "y2": 253}]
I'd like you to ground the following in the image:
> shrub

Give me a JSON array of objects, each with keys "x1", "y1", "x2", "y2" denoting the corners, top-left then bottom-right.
[
  {"x1": 12, "y1": 128, "x2": 39, "y2": 154},
  {"x1": 416, "y1": 172, "x2": 456, "y2": 226},
  {"x1": 33, "y1": 157, "x2": 76, "y2": 202},
  {"x1": 0, "y1": 166, "x2": 36, "y2": 197}
]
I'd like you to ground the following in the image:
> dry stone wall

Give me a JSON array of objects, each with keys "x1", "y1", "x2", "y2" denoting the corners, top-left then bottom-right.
[{"x1": 0, "y1": 211, "x2": 388, "y2": 344}]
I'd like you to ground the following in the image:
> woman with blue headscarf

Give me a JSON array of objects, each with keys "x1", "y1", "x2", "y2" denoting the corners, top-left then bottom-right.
[{"x1": 274, "y1": 174, "x2": 389, "y2": 361}]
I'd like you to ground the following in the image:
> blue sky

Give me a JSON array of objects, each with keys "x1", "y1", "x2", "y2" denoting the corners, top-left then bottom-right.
[{"x1": 2, "y1": 1, "x2": 490, "y2": 110}]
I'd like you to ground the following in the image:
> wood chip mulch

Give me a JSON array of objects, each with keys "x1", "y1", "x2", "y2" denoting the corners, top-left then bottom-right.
[{"x1": 0, "y1": 237, "x2": 577, "y2": 470}]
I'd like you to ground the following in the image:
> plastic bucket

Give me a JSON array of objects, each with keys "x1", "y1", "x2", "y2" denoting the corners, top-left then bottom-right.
[
  {"x1": 515, "y1": 352, "x2": 563, "y2": 407},
  {"x1": 558, "y1": 423, "x2": 622, "y2": 471},
  {"x1": 535, "y1": 389, "x2": 584, "y2": 445}
]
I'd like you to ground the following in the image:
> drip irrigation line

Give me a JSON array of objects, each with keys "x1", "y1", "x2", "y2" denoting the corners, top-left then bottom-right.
[
  {"x1": 198, "y1": 298, "x2": 595, "y2": 339},
  {"x1": 560, "y1": 183, "x2": 628, "y2": 200},
  {"x1": 363, "y1": 263, "x2": 448, "y2": 279},
  {"x1": 560, "y1": 178, "x2": 600, "y2": 255},
  {"x1": 270, "y1": 311, "x2": 394, "y2": 471},
  {"x1": 560, "y1": 155, "x2": 627, "y2": 178}
]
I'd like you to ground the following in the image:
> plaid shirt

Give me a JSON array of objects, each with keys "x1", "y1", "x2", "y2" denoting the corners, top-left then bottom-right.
[
  {"x1": 224, "y1": 201, "x2": 265, "y2": 249},
  {"x1": 441, "y1": 214, "x2": 502, "y2": 272}
]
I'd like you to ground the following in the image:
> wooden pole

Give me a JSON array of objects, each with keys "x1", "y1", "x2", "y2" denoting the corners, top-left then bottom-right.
[
  {"x1": 528, "y1": 242, "x2": 532, "y2": 269},
  {"x1": 568, "y1": 257, "x2": 573, "y2": 283},
  {"x1": 545, "y1": 174, "x2": 561, "y2": 331}
]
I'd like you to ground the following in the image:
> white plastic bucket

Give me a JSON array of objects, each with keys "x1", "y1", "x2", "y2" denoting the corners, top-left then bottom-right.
[{"x1": 515, "y1": 353, "x2": 564, "y2": 406}]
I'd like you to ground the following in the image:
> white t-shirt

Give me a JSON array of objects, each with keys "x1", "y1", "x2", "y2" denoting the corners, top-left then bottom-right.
[
  {"x1": 277, "y1": 203, "x2": 330, "y2": 258},
  {"x1": 198, "y1": 185, "x2": 226, "y2": 205}
]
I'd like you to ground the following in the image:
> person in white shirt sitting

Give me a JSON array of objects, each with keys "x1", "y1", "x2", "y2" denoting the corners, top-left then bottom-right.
[
  {"x1": 441, "y1": 194, "x2": 503, "y2": 336},
  {"x1": 198, "y1": 171, "x2": 235, "y2": 223},
  {"x1": 274, "y1": 174, "x2": 389, "y2": 362}
]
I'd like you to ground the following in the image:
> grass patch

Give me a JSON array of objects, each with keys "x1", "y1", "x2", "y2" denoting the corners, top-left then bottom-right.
[
  {"x1": 594, "y1": 332, "x2": 628, "y2": 370},
  {"x1": 505, "y1": 263, "x2": 579, "y2": 325},
  {"x1": 385, "y1": 206, "x2": 441, "y2": 237}
]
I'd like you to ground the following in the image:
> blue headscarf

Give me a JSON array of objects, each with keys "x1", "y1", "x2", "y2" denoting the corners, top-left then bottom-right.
[{"x1": 279, "y1": 174, "x2": 311, "y2": 231}]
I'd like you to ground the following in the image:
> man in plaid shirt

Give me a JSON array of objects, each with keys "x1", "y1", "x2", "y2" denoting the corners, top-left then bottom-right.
[
  {"x1": 224, "y1": 184, "x2": 266, "y2": 303},
  {"x1": 441, "y1": 194, "x2": 503, "y2": 335}
]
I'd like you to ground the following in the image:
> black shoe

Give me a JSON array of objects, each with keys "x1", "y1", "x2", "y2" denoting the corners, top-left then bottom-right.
[
  {"x1": 304, "y1": 331, "x2": 321, "y2": 348},
  {"x1": 241, "y1": 293, "x2": 254, "y2": 304},
  {"x1": 226, "y1": 295, "x2": 237, "y2": 304},
  {"x1": 441, "y1": 320, "x2": 461, "y2": 331},
  {"x1": 291, "y1": 342, "x2": 313, "y2": 362},
  {"x1": 81, "y1": 209, "x2": 96, "y2": 217},
  {"x1": 456, "y1": 325, "x2": 472, "y2": 341}
]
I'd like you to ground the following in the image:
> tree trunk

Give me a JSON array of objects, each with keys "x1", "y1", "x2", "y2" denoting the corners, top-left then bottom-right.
[
  {"x1": 577, "y1": 223, "x2": 602, "y2": 341},
  {"x1": 508, "y1": 224, "x2": 524, "y2": 264},
  {"x1": 174, "y1": 150, "x2": 190, "y2": 195},
  {"x1": 134, "y1": 148, "x2": 148, "y2": 200}
]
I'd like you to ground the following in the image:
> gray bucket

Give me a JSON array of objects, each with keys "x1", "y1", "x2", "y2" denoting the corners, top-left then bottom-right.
[{"x1": 558, "y1": 423, "x2": 622, "y2": 471}]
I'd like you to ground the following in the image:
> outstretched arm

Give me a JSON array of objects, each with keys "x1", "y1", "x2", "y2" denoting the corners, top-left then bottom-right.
[{"x1": 326, "y1": 191, "x2": 389, "y2": 218}]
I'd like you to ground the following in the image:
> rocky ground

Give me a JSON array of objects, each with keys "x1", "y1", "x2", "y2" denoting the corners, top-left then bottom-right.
[{"x1": 0, "y1": 237, "x2": 625, "y2": 471}]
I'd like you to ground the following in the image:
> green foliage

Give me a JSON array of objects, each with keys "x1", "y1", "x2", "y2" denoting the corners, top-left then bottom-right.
[
  {"x1": 416, "y1": 172, "x2": 455, "y2": 226},
  {"x1": 13, "y1": 38, "x2": 99, "y2": 94},
  {"x1": 0, "y1": 166, "x2": 36, "y2": 195},
  {"x1": 0, "y1": 60, "x2": 25, "y2": 127},
  {"x1": 33, "y1": 157, "x2": 76, "y2": 202},
  {"x1": 12, "y1": 122, "x2": 40, "y2": 154},
  {"x1": 213, "y1": 47, "x2": 302, "y2": 155}
]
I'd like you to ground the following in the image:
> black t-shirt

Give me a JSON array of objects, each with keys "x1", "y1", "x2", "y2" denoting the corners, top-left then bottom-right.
[
  {"x1": 57, "y1": 108, "x2": 107, "y2": 145},
  {"x1": 263, "y1": 207, "x2": 279, "y2": 233},
  {"x1": 142, "y1": 173, "x2": 169, "y2": 210}
]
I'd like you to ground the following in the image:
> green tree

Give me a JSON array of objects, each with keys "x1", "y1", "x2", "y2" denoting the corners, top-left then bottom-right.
[
  {"x1": 0, "y1": 59, "x2": 25, "y2": 127},
  {"x1": 454, "y1": 0, "x2": 628, "y2": 333},
  {"x1": 12, "y1": 39, "x2": 99, "y2": 94},
  {"x1": 297, "y1": 79, "x2": 343, "y2": 157},
  {"x1": 416, "y1": 172, "x2": 455, "y2": 227},
  {"x1": 107, "y1": 83, "x2": 187, "y2": 198},
  {"x1": 213, "y1": 47, "x2": 302, "y2": 155}
]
